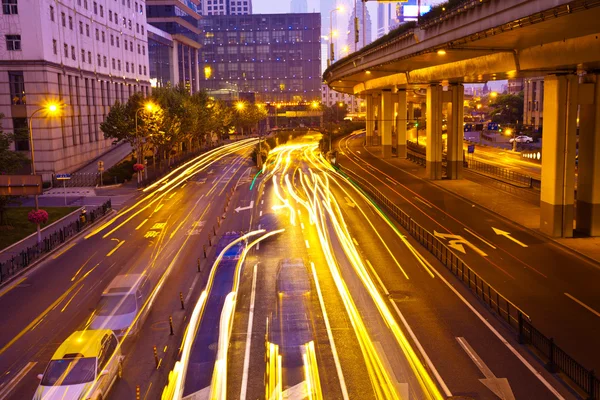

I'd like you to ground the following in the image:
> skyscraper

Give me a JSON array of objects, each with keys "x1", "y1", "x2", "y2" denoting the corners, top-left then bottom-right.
[
  {"x1": 347, "y1": 1, "x2": 372, "y2": 52},
  {"x1": 199, "y1": 0, "x2": 253, "y2": 15},
  {"x1": 291, "y1": 0, "x2": 307, "y2": 13}
]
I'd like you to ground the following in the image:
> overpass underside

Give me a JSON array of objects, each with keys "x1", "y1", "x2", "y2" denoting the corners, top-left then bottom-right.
[{"x1": 324, "y1": 0, "x2": 600, "y2": 238}]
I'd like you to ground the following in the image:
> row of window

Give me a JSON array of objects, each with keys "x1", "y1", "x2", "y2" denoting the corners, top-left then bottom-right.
[
  {"x1": 2, "y1": 0, "x2": 17, "y2": 14},
  {"x1": 50, "y1": 5, "x2": 145, "y2": 36}
]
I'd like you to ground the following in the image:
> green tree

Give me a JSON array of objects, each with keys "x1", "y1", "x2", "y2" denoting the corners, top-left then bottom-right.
[
  {"x1": 489, "y1": 92, "x2": 524, "y2": 124},
  {"x1": 0, "y1": 114, "x2": 29, "y2": 225},
  {"x1": 100, "y1": 101, "x2": 134, "y2": 145}
]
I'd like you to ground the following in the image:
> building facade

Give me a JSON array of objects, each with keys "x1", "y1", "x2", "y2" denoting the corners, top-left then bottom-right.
[
  {"x1": 346, "y1": 1, "x2": 371, "y2": 53},
  {"x1": 321, "y1": 83, "x2": 361, "y2": 113},
  {"x1": 290, "y1": 0, "x2": 307, "y2": 13},
  {"x1": 198, "y1": 0, "x2": 252, "y2": 16},
  {"x1": 507, "y1": 78, "x2": 524, "y2": 94},
  {"x1": 199, "y1": 13, "x2": 321, "y2": 103},
  {"x1": 0, "y1": 0, "x2": 151, "y2": 178},
  {"x1": 523, "y1": 77, "x2": 544, "y2": 130}
]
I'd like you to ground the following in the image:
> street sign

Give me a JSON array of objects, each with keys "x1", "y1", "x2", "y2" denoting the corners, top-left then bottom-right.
[
  {"x1": 56, "y1": 173, "x2": 71, "y2": 180},
  {"x1": 0, "y1": 175, "x2": 43, "y2": 195},
  {"x1": 467, "y1": 145, "x2": 475, "y2": 154},
  {"x1": 98, "y1": 160, "x2": 104, "y2": 172},
  {"x1": 487, "y1": 122, "x2": 499, "y2": 131}
]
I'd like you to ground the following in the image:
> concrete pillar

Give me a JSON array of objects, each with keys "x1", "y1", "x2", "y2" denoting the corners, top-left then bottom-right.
[
  {"x1": 171, "y1": 41, "x2": 179, "y2": 85},
  {"x1": 194, "y1": 48, "x2": 200, "y2": 93},
  {"x1": 381, "y1": 90, "x2": 393, "y2": 158},
  {"x1": 396, "y1": 90, "x2": 407, "y2": 158},
  {"x1": 407, "y1": 102, "x2": 415, "y2": 124},
  {"x1": 366, "y1": 94, "x2": 374, "y2": 145},
  {"x1": 540, "y1": 75, "x2": 578, "y2": 237},
  {"x1": 446, "y1": 84, "x2": 464, "y2": 179},
  {"x1": 576, "y1": 75, "x2": 600, "y2": 235},
  {"x1": 426, "y1": 85, "x2": 443, "y2": 179}
]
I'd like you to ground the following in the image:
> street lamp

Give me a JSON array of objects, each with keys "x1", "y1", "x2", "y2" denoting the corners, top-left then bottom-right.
[
  {"x1": 328, "y1": 6, "x2": 343, "y2": 67},
  {"x1": 28, "y1": 101, "x2": 61, "y2": 243},
  {"x1": 135, "y1": 101, "x2": 158, "y2": 184}
]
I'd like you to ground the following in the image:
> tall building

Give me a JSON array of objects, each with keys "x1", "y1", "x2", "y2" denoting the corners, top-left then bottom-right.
[
  {"x1": 321, "y1": 83, "x2": 361, "y2": 113},
  {"x1": 198, "y1": 0, "x2": 252, "y2": 15},
  {"x1": 507, "y1": 78, "x2": 524, "y2": 94},
  {"x1": 290, "y1": 0, "x2": 307, "y2": 13},
  {"x1": 146, "y1": 0, "x2": 202, "y2": 92},
  {"x1": 523, "y1": 77, "x2": 544, "y2": 130},
  {"x1": 199, "y1": 13, "x2": 321, "y2": 102},
  {"x1": 346, "y1": 1, "x2": 372, "y2": 52},
  {"x1": 0, "y1": 0, "x2": 150, "y2": 178},
  {"x1": 377, "y1": 0, "x2": 437, "y2": 38}
]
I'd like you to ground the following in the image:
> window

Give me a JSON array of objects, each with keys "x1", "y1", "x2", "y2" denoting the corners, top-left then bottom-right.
[
  {"x1": 101, "y1": 31, "x2": 105, "y2": 42},
  {"x1": 126, "y1": 0, "x2": 129, "y2": 7},
  {"x1": 49, "y1": 5, "x2": 54, "y2": 21},
  {"x1": 86, "y1": 24, "x2": 89, "y2": 37},
  {"x1": 142, "y1": 45, "x2": 145, "y2": 55},
  {"x1": 63, "y1": 43, "x2": 68, "y2": 57},
  {"x1": 103, "y1": 56, "x2": 107, "y2": 67},
  {"x1": 136, "y1": 23, "x2": 139, "y2": 33},
  {"x1": 61, "y1": 12, "x2": 65, "y2": 26},
  {"x1": 114, "y1": 12, "x2": 117, "y2": 24},
  {"x1": 12, "y1": 118, "x2": 29, "y2": 150},
  {"x1": 125, "y1": 62, "x2": 129, "y2": 72},
  {"x1": 124, "y1": 40, "x2": 127, "y2": 50},
  {"x1": 8, "y1": 71, "x2": 25, "y2": 104},
  {"x1": 5, "y1": 34, "x2": 21, "y2": 50},
  {"x1": 81, "y1": 49, "x2": 85, "y2": 62},
  {"x1": 52, "y1": 39, "x2": 57, "y2": 54},
  {"x1": 2, "y1": 0, "x2": 18, "y2": 15},
  {"x1": 139, "y1": 65, "x2": 141, "y2": 74},
  {"x1": 99, "y1": 5, "x2": 103, "y2": 16},
  {"x1": 122, "y1": 16, "x2": 125, "y2": 26},
  {"x1": 137, "y1": 43, "x2": 140, "y2": 54},
  {"x1": 128, "y1": 19, "x2": 131, "y2": 29},
  {"x1": 71, "y1": 45, "x2": 75, "y2": 60},
  {"x1": 95, "y1": 28, "x2": 99, "y2": 40},
  {"x1": 79, "y1": 21, "x2": 83, "y2": 34},
  {"x1": 97, "y1": 54, "x2": 101, "y2": 65},
  {"x1": 109, "y1": 9, "x2": 112, "y2": 21},
  {"x1": 130, "y1": 42, "x2": 133, "y2": 52},
  {"x1": 87, "y1": 51, "x2": 91, "y2": 64},
  {"x1": 117, "y1": 60, "x2": 121, "y2": 70},
  {"x1": 93, "y1": 1, "x2": 97, "y2": 14},
  {"x1": 143, "y1": 66, "x2": 146, "y2": 75},
  {"x1": 116, "y1": 37, "x2": 119, "y2": 47},
  {"x1": 110, "y1": 34, "x2": 114, "y2": 46},
  {"x1": 141, "y1": 25, "x2": 144, "y2": 35},
  {"x1": 83, "y1": 0, "x2": 87, "y2": 9},
  {"x1": 112, "y1": 58, "x2": 115, "y2": 69}
]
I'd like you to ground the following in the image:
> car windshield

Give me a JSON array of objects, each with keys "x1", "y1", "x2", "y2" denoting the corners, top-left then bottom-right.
[
  {"x1": 96, "y1": 294, "x2": 136, "y2": 316},
  {"x1": 41, "y1": 357, "x2": 96, "y2": 386}
]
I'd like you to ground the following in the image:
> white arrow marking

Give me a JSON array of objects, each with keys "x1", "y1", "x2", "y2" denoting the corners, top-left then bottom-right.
[
  {"x1": 456, "y1": 337, "x2": 515, "y2": 400},
  {"x1": 434, "y1": 231, "x2": 487, "y2": 257},
  {"x1": 234, "y1": 201, "x2": 255, "y2": 213},
  {"x1": 492, "y1": 227, "x2": 528, "y2": 247},
  {"x1": 344, "y1": 196, "x2": 356, "y2": 208}
]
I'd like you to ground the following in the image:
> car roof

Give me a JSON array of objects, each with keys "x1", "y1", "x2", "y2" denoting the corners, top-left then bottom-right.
[
  {"x1": 104, "y1": 274, "x2": 145, "y2": 295},
  {"x1": 52, "y1": 330, "x2": 113, "y2": 359}
]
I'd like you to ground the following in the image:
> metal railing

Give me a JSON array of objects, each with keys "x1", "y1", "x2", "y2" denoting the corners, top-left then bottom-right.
[
  {"x1": 338, "y1": 166, "x2": 600, "y2": 399},
  {"x1": 52, "y1": 172, "x2": 100, "y2": 187},
  {"x1": 0, "y1": 200, "x2": 112, "y2": 283}
]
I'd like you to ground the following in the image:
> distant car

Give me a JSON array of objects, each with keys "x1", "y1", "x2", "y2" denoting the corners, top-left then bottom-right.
[
  {"x1": 509, "y1": 135, "x2": 533, "y2": 144},
  {"x1": 34, "y1": 330, "x2": 121, "y2": 400},
  {"x1": 89, "y1": 273, "x2": 151, "y2": 338}
]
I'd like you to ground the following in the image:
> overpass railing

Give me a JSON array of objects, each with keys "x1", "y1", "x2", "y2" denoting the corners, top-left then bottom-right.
[{"x1": 336, "y1": 165, "x2": 599, "y2": 399}]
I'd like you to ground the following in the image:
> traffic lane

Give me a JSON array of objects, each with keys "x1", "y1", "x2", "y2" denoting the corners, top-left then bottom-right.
[
  {"x1": 110, "y1": 157, "x2": 256, "y2": 400},
  {"x1": 330, "y1": 175, "x2": 570, "y2": 399},
  {"x1": 340, "y1": 135, "x2": 600, "y2": 372},
  {"x1": 1, "y1": 177, "x2": 221, "y2": 399},
  {"x1": 466, "y1": 145, "x2": 542, "y2": 178}
]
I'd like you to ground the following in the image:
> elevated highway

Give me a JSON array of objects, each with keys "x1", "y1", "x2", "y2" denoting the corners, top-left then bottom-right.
[{"x1": 324, "y1": 0, "x2": 600, "y2": 237}]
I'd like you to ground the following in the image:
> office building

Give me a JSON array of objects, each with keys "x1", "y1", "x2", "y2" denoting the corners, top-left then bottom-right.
[
  {"x1": 0, "y1": 0, "x2": 150, "y2": 178},
  {"x1": 198, "y1": 0, "x2": 252, "y2": 15},
  {"x1": 523, "y1": 77, "x2": 544, "y2": 130},
  {"x1": 290, "y1": 0, "x2": 307, "y2": 13},
  {"x1": 507, "y1": 78, "x2": 524, "y2": 94},
  {"x1": 321, "y1": 83, "x2": 361, "y2": 113},
  {"x1": 346, "y1": 1, "x2": 372, "y2": 52},
  {"x1": 199, "y1": 13, "x2": 321, "y2": 103}
]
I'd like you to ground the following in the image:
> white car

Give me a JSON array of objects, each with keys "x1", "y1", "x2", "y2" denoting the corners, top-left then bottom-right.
[
  {"x1": 509, "y1": 135, "x2": 533, "y2": 144},
  {"x1": 34, "y1": 330, "x2": 121, "y2": 400}
]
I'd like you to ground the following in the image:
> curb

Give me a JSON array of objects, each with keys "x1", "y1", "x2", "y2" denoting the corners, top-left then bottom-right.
[{"x1": 0, "y1": 209, "x2": 117, "y2": 292}]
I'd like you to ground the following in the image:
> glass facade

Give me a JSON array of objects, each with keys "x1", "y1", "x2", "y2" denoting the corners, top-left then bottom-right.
[
  {"x1": 199, "y1": 13, "x2": 321, "y2": 102},
  {"x1": 148, "y1": 31, "x2": 173, "y2": 88}
]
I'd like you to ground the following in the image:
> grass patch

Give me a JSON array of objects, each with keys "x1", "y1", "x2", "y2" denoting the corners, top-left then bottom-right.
[{"x1": 0, "y1": 207, "x2": 79, "y2": 250}]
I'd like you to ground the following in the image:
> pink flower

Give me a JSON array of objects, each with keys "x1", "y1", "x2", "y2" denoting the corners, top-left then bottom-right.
[
  {"x1": 28, "y1": 209, "x2": 49, "y2": 224},
  {"x1": 133, "y1": 163, "x2": 145, "y2": 172}
]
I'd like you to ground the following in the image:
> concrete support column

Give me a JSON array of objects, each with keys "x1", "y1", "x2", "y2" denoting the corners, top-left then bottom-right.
[
  {"x1": 540, "y1": 75, "x2": 578, "y2": 237},
  {"x1": 194, "y1": 48, "x2": 200, "y2": 93},
  {"x1": 171, "y1": 41, "x2": 179, "y2": 85},
  {"x1": 446, "y1": 84, "x2": 464, "y2": 179},
  {"x1": 381, "y1": 90, "x2": 393, "y2": 158},
  {"x1": 426, "y1": 85, "x2": 443, "y2": 179},
  {"x1": 396, "y1": 90, "x2": 407, "y2": 158},
  {"x1": 366, "y1": 94, "x2": 374, "y2": 145},
  {"x1": 407, "y1": 102, "x2": 415, "y2": 124},
  {"x1": 576, "y1": 75, "x2": 600, "y2": 235}
]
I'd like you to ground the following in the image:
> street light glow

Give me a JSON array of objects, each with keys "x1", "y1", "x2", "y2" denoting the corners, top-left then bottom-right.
[
  {"x1": 144, "y1": 102, "x2": 157, "y2": 112},
  {"x1": 236, "y1": 102, "x2": 245, "y2": 111}
]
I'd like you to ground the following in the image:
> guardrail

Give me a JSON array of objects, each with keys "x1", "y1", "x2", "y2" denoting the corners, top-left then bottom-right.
[
  {"x1": 0, "y1": 200, "x2": 112, "y2": 283},
  {"x1": 52, "y1": 172, "x2": 100, "y2": 188},
  {"x1": 337, "y1": 166, "x2": 599, "y2": 399}
]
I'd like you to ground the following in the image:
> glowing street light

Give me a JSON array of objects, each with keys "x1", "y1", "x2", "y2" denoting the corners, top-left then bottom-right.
[
  {"x1": 135, "y1": 101, "x2": 160, "y2": 185},
  {"x1": 236, "y1": 101, "x2": 245, "y2": 111},
  {"x1": 490, "y1": 91, "x2": 498, "y2": 99}
]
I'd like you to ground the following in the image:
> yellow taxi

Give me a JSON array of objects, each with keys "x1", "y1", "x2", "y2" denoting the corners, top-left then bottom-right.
[{"x1": 33, "y1": 330, "x2": 122, "y2": 400}]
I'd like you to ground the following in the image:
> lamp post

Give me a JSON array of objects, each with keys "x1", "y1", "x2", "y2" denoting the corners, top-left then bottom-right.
[
  {"x1": 328, "y1": 6, "x2": 343, "y2": 67},
  {"x1": 28, "y1": 103, "x2": 60, "y2": 243},
  {"x1": 135, "y1": 102, "x2": 157, "y2": 185}
]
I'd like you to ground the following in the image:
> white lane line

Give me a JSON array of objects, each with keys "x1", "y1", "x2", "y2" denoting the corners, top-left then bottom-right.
[
  {"x1": 365, "y1": 260, "x2": 389, "y2": 296},
  {"x1": 240, "y1": 264, "x2": 258, "y2": 400},
  {"x1": 301, "y1": 222, "x2": 305, "y2": 230},
  {"x1": 184, "y1": 274, "x2": 201, "y2": 305},
  {"x1": 311, "y1": 262, "x2": 349, "y2": 400},
  {"x1": 259, "y1": 211, "x2": 263, "y2": 217},
  {"x1": 261, "y1": 200, "x2": 264, "y2": 205},
  {"x1": 456, "y1": 337, "x2": 496, "y2": 379},
  {"x1": 413, "y1": 196, "x2": 433, "y2": 209},
  {"x1": 464, "y1": 228, "x2": 497, "y2": 249},
  {"x1": 352, "y1": 237, "x2": 359, "y2": 246},
  {"x1": 389, "y1": 301, "x2": 453, "y2": 397},
  {"x1": 0, "y1": 361, "x2": 36, "y2": 399},
  {"x1": 565, "y1": 293, "x2": 600, "y2": 318},
  {"x1": 305, "y1": 240, "x2": 310, "y2": 249},
  {"x1": 135, "y1": 218, "x2": 148, "y2": 230}
]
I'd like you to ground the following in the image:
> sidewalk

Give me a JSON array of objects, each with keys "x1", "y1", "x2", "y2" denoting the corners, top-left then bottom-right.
[
  {"x1": 74, "y1": 142, "x2": 132, "y2": 174},
  {"x1": 18, "y1": 184, "x2": 138, "y2": 210}
]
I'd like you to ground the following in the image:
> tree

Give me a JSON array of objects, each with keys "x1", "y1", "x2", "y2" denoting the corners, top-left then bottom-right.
[
  {"x1": 0, "y1": 114, "x2": 29, "y2": 225},
  {"x1": 100, "y1": 101, "x2": 134, "y2": 145},
  {"x1": 489, "y1": 92, "x2": 524, "y2": 125}
]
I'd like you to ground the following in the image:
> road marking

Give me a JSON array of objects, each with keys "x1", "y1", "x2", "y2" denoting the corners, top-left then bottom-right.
[
  {"x1": 464, "y1": 228, "x2": 497, "y2": 249},
  {"x1": 456, "y1": 337, "x2": 515, "y2": 400},
  {"x1": 344, "y1": 196, "x2": 356, "y2": 208},
  {"x1": 0, "y1": 361, "x2": 37, "y2": 399},
  {"x1": 305, "y1": 240, "x2": 310, "y2": 249},
  {"x1": 52, "y1": 242, "x2": 77, "y2": 259},
  {"x1": 106, "y1": 240, "x2": 125, "y2": 257},
  {"x1": 565, "y1": 293, "x2": 600, "y2": 318},
  {"x1": 310, "y1": 262, "x2": 349, "y2": 400},
  {"x1": 0, "y1": 277, "x2": 26, "y2": 299},
  {"x1": 389, "y1": 301, "x2": 453, "y2": 397},
  {"x1": 235, "y1": 201, "x2": 255, "y2": 213},
  {"x1": 259, "y1": 210, "x2": 263, "y2": 217},
  {"x1": 154, "y1": 204, "x2": 164, "y2": 213},
  {"x1": 169, "y1": 219, "x2": 186, "y2": 239},
  {"x1": 413, "y1": 196, "x2": 433, "y2": 209},
  {"x1": 61, "y1": 284, "x2": 84, "y2": 312},
  {"x1": 168, "y1": 191, "x2": 177, "y2": 199},
  {"x1": 184, "y1": 274, "x2": 201, "y2": 306},
  {"x1": 301, "y1": 222, "x2": 305, "y2": 230},
  {"x1": 352, "y1": 237, "x2": 359, "y2": 246},
  {"x1": 365, "y1": 260, "x2": 389, "y2": 296},
  {"x1": 434, "y1": 231, "x2": 488, "y2": 257},
  {"x1": 261, "y1": 200, "x2": 264, "y2": 205},
  {"x1": 240, "y1": 264, "x2": 258, "y2": 400},
  {"x1": 135, "y1": 218, "x2": 148, "y2": 230},
  {"x1": 492, "y1": 227, "x2": 528, "y2": 248}
]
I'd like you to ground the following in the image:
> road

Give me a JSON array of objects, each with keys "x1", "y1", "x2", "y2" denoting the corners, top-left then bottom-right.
[
  {"x1": 338, "y1": 131, "x2": 600, "y2": 377},
  {"x1": 0, "y1": 139, "x2": 258, "y2": 400}
]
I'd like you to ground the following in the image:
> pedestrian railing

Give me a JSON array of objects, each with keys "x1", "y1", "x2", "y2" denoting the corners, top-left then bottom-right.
[
  {"x1": 52, "y1": 172, "x2": 100, "y2": 187},
  {"x1": 0, "y1": 200, "x2": 112, "y2": 284},
  {"x1": 336, "y1": 165, "x2": 599, "y2": 399}
]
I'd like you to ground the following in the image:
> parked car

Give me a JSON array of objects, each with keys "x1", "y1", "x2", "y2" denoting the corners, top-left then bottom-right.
[
  {"x1": 34, "y1": 330, "x2": 121, "y2": 400},
  {"x1": 89, "y1": 273, "x2": 151, "y2": 338},
  {"x1": 509, "y1": 135, "x2": 533, "y2": 144}
]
